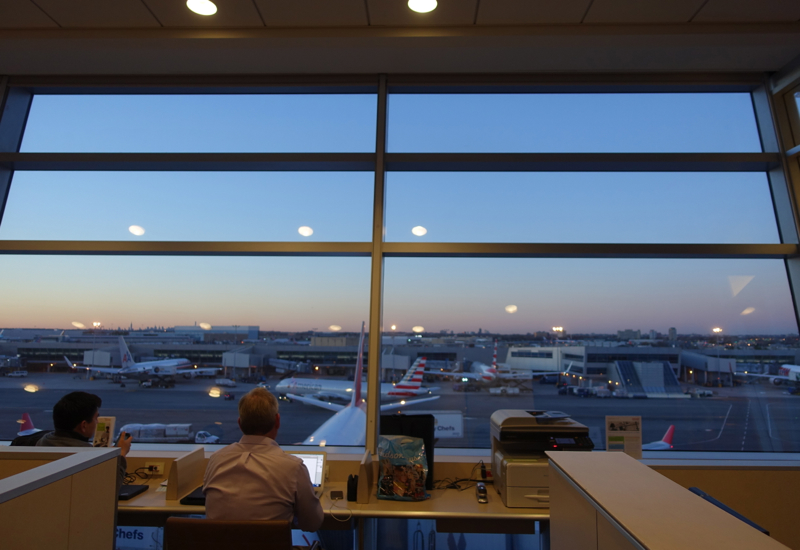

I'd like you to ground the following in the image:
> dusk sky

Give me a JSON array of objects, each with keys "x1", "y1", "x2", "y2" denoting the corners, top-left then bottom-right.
[{"x1": 0, "y1": 92, "x2": 795, "y2": 335}]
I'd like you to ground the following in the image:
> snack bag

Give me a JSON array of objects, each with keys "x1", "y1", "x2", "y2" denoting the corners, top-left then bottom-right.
[{"x1": 377, "y1": 435, "x2": 430, "y2": 501}]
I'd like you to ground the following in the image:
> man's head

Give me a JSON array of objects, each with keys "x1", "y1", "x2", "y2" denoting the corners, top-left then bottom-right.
[
  {"x1": 53, "y1": 391, "x2": 101, "y2": 437},
  {"x1": 238, "y1": 387, "x2": 280, "y2": 437}
]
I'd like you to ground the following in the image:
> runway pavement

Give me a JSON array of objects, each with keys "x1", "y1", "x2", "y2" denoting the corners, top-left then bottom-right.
[{"x1": 1, "y1": 373, "x2": 799, "y2": 452}]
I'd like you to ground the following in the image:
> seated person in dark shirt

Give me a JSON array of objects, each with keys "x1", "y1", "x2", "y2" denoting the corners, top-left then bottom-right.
[{"x1": 36, "y1": 391, "x2": 131, "y2": 487}]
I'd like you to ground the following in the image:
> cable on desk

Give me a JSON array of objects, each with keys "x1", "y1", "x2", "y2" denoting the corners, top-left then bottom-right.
[
  {"x1": 123, "y1": 467, "x2": 156, "y2": 485},
  {"x1": 328, "y1": 499, "x2": 352, "y2": 522}
]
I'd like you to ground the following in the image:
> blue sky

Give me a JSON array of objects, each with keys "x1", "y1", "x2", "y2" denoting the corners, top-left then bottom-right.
[{"x1": 0, "y1": 92, "x2": 795, "y2": 335}]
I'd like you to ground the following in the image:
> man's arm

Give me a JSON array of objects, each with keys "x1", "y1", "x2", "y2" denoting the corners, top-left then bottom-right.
[{"x1": 294, "y1": 462, "x2": 324, "y2": 532}]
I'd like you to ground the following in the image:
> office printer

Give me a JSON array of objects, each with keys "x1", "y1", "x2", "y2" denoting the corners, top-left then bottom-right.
[{"x1": 491, "y1": 409, "x2": 593, "y2": 508}]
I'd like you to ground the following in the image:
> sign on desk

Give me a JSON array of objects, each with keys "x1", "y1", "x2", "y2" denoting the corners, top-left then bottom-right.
[
  {"x1": 405, "y1": 410, "x2": 464, "y2": 438},
  {"x1": 116, "y1": 527, "x2": 162, "y2": 550},
  {"x1": 606, "y1": 415, "x2": 642, "y2": 459}
]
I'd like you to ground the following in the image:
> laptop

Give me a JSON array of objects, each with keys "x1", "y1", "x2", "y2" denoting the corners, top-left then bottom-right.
[
  {"x1": 287, "y1": 451, "x2": 327, "y2": 498},
  {"x1": 118, "y1": 484, "x2": 148, "y2": 501}
]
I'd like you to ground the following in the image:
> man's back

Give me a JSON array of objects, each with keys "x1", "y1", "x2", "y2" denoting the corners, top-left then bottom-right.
[{"x1": 203, "y1": 435, "x2": 323, "y2": 532}]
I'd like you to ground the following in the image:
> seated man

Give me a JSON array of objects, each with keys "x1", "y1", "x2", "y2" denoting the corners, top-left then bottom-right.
[
  {"x1": 36, "y1": 391, "x2": 131, "y2": 487},
  {"x1": 203, "y1": 387, "x2": 324, "y2": 532}
]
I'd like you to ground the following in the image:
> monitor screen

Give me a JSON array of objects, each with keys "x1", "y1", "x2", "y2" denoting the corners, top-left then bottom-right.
[{"x1": 291, "y1": 453, "x2": 325, "y2": 487}]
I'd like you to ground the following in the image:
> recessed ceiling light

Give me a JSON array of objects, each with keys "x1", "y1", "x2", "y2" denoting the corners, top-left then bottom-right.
[
  {"x1": 187, "y1": 0, "x2": 217, "y2": 16},
  {"x1": 408, "y1": 0, "x2": 437, "y2": 14}
]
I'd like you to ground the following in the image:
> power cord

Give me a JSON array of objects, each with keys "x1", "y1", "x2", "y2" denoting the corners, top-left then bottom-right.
[{"x1": 327, "y1": 499, "x2": 353, "y2": 522}]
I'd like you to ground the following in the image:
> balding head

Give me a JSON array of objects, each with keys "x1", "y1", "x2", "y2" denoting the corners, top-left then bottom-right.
[{"x1": 238, "y1": 387, "x2": 279, "y2": 436}]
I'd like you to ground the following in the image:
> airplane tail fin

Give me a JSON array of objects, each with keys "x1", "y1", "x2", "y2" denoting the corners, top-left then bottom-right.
[
  {"x1": 63, "y1": 356, "x2": 76, "y2": 369},
  {"x1": 351, "y1": 322, "x2": 366, "y2": 407},
  {"x1": 662, "y1": 425, "x2": 675, "y2": 445},
  {"x1": 18, "y1": 413, "x2": 41, "y2": 436},
  {"x1": 395, "y1": 357, "x2": 426, "y2": 389},
  {"x1": 118, "y1": 336, "x2": 135, "y2": 370}
]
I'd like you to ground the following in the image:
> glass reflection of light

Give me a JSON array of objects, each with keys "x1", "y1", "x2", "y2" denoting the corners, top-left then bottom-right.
[
  {"x1": 298, "y1": 226, "x2": 314, "y2": 237},
  {"x1": 24, "y1": 384, "x2": 39, "y2": 393},
  {"x1": 208, "y1": 387, "x2": 221, "y2": 398},
  {"x1": 200, "y1": 322, "x2": 212, "y2": 330},
  {"x1": 391, "y1": 325, "x2": 397, "y2": 330},
  {"x1": 72, "y1": 321, "x2": 85, "y2": 329},
  {"x1": 411, "y1": 226, "x2": 427, "y2": 236},
  {"x1": 329, "y1": 325, "x2": 341, "y2": 331},
  {"x1": 187, "y1": 0, "x2": 217, "y2": 16},
  {"x1": 741, "y1": 307, "x2": 755, "y2": 315},
  {"x1": 505, "y1": 305, "x2": 518, "y2": 313},
  {"x1": 412, "y1": 326, "x2": 424, "y2": 333},
  {"x1": 408, "y1": 0, "x2": 437, "y2": 13},
  {"x1": 128, "y1": 225, "x2": 145, "y2": 236}
]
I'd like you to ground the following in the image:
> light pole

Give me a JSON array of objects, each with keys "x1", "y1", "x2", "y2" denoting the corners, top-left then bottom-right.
[
  {"x1": 90, "y1": 322, "x2": 101, "y2": 378},
  {"x1": 552, "y1": 327, "x2": 564, "y2": 385},
  {"x1": 713, "y1": 327, "x2": 722, "y2": 387}
]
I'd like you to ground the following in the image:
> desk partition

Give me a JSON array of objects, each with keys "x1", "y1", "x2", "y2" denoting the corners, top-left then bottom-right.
[{"x1": 0, "y1": 447, "x2": 120, "y2": 550}]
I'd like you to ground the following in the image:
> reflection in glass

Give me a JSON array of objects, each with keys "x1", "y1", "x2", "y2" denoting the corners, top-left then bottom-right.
[
  {"x1": 386, "y1": 172, "x2": 779, "y2": 243},
  {"x1": 388, "y1": 93, "x2": 761, "y2": 152},
  {"x1": 1, "y1": 172, "x2": 373, "y2": 242},
  {"x1": 382, "y1": 258, "x2": 799, "y2": 451}
]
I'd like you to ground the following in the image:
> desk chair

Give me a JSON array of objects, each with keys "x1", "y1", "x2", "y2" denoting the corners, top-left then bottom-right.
[{"x1": 165, "y1": 517, "x2": 306, "y2": 550}]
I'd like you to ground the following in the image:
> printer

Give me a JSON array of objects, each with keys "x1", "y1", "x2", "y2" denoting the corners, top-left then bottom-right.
[{"x1": 490, "y1": 409, "x2": 593, "y2": 508}]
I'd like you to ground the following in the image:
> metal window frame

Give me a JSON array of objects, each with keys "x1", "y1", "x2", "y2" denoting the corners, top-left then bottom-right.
[{"x1": 2, "y1": 74, "x2": 799, "y2": 455}]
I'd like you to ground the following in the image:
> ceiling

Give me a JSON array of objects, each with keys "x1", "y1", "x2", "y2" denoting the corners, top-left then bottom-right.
[{"x1": 1, "y1": 0, "x2": 799, "y2": 76}]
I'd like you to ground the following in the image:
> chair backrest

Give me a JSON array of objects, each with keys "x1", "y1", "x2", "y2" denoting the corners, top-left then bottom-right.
[{"x1": 165, "y1": 517, "x2": 293, "y2": 550}]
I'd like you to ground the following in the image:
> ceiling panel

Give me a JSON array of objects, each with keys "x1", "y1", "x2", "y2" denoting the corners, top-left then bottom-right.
[
  {"x1": 143, "y1": 0, "x2": 264, "y2": 28},
  {"x1": 0, "y1": 0, "x2": 58, "y2": 28},
  {"x1": 32, "y1": 0, "x2": 159, "y2": 28},
  {"x1": 694, "y1": 0, "x2": 800, "y2": 22},
  {"x1": 477, "y1": 0, "x2": 591, "y2": 25},
  {"x1": 253, "y1": 0, "x2": 368, "y2": 27},
  {"x1": 584, "y1": 0, "x2": 704, "y2": 24},
  {"x1": 368, "y1": 0, "x2": 478, "y2": 27}
]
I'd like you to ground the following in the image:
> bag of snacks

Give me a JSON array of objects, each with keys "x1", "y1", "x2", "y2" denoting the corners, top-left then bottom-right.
[{"x1": 377, "y1": 435, "x2": 430, "y2": 501}]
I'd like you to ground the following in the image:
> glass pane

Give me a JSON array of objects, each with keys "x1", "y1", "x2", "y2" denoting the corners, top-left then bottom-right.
[
  {"x1": 20, "y1": 94, "x2": 377, "y2": 153},
  {"x1": 382, "y1": 258, "x2": 799, "y2": 451},
  {"x1": 1, "y1": 172, "x2": 373, "y2": 241},
  {"x1": 0, "y1": 255, "x2": 370, "y2": 447},
  {"x1": 386, "y1": 172, "x2": 779, "y2": 243},
  {"x1": 388, "y1": 93, "x2": 762, "y2": 153}
]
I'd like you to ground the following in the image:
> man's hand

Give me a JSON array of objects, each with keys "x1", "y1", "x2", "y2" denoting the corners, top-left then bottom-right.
[{"x1": 116, "y1": 431, "x2": 132, "y2": 457}]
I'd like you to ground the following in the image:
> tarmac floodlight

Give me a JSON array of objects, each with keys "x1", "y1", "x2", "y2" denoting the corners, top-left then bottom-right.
[
  {"x1": 187, "y1": 0, "x2": 217, "y2": 16},
  {"x1": 408, "y1": 0, "x2": 437, "y2": 13}
]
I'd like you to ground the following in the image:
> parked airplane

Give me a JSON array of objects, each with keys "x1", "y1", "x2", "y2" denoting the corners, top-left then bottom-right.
[
  {"x1": 275, "y1": 357, "x2": 437, "y2": 402},
  {"x1": 64, "y1": 336, "x2": 220, "y2": 383},
  {"x1": 286, "y1": 322, "x2": 440, "y2": 446},
  {"x1": 736, "y1": 364, "x2": 800, "y2": 386},
  {"x1": 427, "y1": 341, "x2": 531, "y2": 383},
  {"x1": 641, "y1": 425, "x2": 675, "y2": 450}
]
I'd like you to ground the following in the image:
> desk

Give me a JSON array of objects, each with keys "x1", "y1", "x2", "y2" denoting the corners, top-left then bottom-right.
[{"x1": 118, "y1": 480, "x2": 549, "y2": 548}]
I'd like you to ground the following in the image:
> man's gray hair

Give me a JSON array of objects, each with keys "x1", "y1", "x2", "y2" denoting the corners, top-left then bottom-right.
[{"x1": 238, "y1": 387, "x2": 279, "y2": 435}]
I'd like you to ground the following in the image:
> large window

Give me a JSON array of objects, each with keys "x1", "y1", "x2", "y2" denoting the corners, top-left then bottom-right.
[{"x1": 1, "y1": 80, "x2": 798, "y2": 454}]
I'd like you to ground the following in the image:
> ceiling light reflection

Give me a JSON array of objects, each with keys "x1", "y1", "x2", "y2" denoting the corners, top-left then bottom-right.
[
  {"x1": 741, "y1": 307, "x2": 755, "y2": 315},
  {"x1": 298, "y1": 226, "x2": 314, "y2": 237},
  {"x1": 199, "y1": 322, "x2": 212, "y2": 330},
  {"x1": 329, "y1": 325, "x2": 342, "y2": 331},
  {"x1": 128, "y1": 225, "x2": 145, "y2": 236},
  {"x1": 208, "y1": 387, "x2": 222, "y2": 398},
  {"x1": 24, "y1": 384, "x2": 39, "y2": 393},
  {"x1": 412, "y1": 326, "x2": 425, "y2": 333},
  {"x1": 505, "y1": 305, "x2": 518, "y2": 314},
  {"x1": 411, "y1": 226, "x2": 427, "y2": 236},
  {"x1": 72, "y1": 321, "x2": 86, "y2": 329}
]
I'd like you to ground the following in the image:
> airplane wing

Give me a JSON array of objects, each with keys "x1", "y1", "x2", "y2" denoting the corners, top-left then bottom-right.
[
  {"x1": 285, "y1": 393, "x2": 346, "y2": 413},
  {"x1": 64, "y1": 356, "x2": 123, "y2": 375},
  {"x1": 379, "y1": 395, "x2": 440, "y2": 412},
  {"x1": 424, "y1": 370, "x2": 481, "y2": 380},
  {"x1": 497, "y1": 371, "x2": 533, "y2": 380},
  {"x1": 182, "y1": 368, "x2": 221, "y2": 377}
]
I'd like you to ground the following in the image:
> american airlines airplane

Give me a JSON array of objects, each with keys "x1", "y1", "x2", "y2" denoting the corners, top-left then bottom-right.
[
  {"x1": 64, "y1": 336, "x2": 220, "y2": 383},
  {"x1": 641, "y1": 425, "x2": 675, "y2": 450},
  {"x1": 286, "y1": 322, "x2": 440, "y2": 446},
  {"x1": 427, "y1": 340, "x2": 531, "y2": 383},
  {"x1": 274, "y1": 357, "x2": 437, "y2": 402}
]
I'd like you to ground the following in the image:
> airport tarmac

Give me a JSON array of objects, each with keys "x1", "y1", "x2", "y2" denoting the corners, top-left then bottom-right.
[{"x1": 1, "y1": 373, "x2": 799, "y2": 452}]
